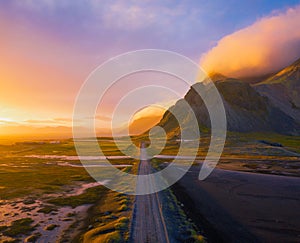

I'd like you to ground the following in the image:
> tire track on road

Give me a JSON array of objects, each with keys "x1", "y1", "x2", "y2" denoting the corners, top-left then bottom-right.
[{"x1": 130, "y1": 142, "x2": 170, "y2": 243}]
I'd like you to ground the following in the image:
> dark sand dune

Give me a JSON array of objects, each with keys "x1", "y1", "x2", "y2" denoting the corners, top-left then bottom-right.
[{"x1": 172, "y1": 165, "x2": 300, "y2": 243}]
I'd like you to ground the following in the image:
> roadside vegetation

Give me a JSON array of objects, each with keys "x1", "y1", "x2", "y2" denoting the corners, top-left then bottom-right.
[
  {"x1": 150, "y1": 131, "x2": 300, "y2": 177},
  {"x1": 151, "y1": 159, "x2": 206, "y2": 242},
  {"x1": 74, "y1": 191, "x2": 133, "y2": 243}
]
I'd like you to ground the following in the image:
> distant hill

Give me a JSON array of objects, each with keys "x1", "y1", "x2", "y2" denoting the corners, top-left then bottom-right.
[
  {"x1": 156, "y1": 59, "x2": 300, "y2": 137},
  {"x1": 0, "y1": 125, "x2": 113, "y2": 139},
  {"x1": 128, "y1": 114, "x2": 163, "y2": 135}
]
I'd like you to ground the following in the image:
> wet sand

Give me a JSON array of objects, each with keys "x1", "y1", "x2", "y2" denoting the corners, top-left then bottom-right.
[{"x1": 171, "y1": 165, "x2": 300, "y2": 243}]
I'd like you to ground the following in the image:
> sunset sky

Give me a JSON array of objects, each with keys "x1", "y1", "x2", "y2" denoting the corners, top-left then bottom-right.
[{"x1": 1, "y1": 0, "x2": 300, "y2": 138}]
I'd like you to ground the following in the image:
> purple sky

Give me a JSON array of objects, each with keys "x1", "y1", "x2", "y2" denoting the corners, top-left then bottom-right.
[
  {"x1": 0, "y1": 0, "x2": 300, "y2": 136},
  {"x1": 2, "y1": 0, "x2": 300, "y2": 61}
]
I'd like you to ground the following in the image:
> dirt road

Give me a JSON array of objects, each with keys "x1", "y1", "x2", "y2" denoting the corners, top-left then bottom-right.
[{"x1": 130, "y1": 143, "x2": 169, "y2": 243}]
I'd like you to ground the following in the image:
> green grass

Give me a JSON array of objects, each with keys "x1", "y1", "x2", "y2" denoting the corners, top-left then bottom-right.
[
  {"x1": 118, "y1": 204, "x2": 128, "y2": 212},
  {"x1": 3, "y1": 140, "x2": 76, "y2": 156},
  {"x1": 0, "y1": 138, "x2": 135, "y2": 242},
  {"x1": 150, "y1": 131, "x2": 300, "y2": 161},
  {"x1": 150, "y1": 131, "x2": 300, "y2": 177},
  {"x1": 114, "y1": 217, "x2": 129, "y2": 230},
  {"x1": 103, "y1": 231, "x2": 122, "y2": 243},
  {"x1": 0, "y1": 138, "x2": 134, "y2": 200},
  {"x1": 227, "y1": 131, "x2": 300, "y2": 153},
  {"x1": 37, "y1": 205, "x2": 58, "y2": 214},
  {"x1": 150, "y1": 158, "x2": 206, "y2": 242},
  {"x1": 165, "y1": 188, "x2": 205, "y2": 241},
  {"x1": 0, "y1": 161, "x2": 94, "y2": 200},
  {"x1": 0, "y1": 225, "x2": 8, "y2": 232},
  {"x1": 0, "y1": 137, "x2": 135, "y2": 198},
  {"x1": 47, "y1": 186, "x2": 108, "y2": 208},
  {"x1": 192, "y1": 231, "x2": 206, "y2": 243},
  {"x1": 2, "y1": 218, "x2": 35, "y2": 237},
  {"x1": 25, "y1": 232, "x2": 42, "y2": 242},
  {"x1": 44, "y1": 224, "x2": 58, "y2": 231},
  {"x1": 75, "y1": 190, "x2": 132, "y2": 243}
]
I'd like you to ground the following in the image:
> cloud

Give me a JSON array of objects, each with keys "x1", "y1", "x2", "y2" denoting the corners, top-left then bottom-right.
[
  {"x1": 100, "y1": 3, "x2": 155, "y2": 30},
  {"x1": 53, "y1": 118, "x2": 72, "y2": 122},
  {"x1": 24, "y1": 118, "x2": 72, "y2": 126},
  {"x1": 201, "y1": 5, "x2": 300, "y2": 78},
  {"x1": 25, "y1": 119, "x2": 60, "y2": 124},
  {"x1": 0, "y1": 120, "x2": 19, "y2": 125},
  {"x1": 90, "y1": 0, "x2": 194, "y2": 31},
  {"x1": 6, "y1": 0, "x2": 191, "y2": 31},
  {"x1": 95, "y1": 115, "x2": 111, "y2": 122}
]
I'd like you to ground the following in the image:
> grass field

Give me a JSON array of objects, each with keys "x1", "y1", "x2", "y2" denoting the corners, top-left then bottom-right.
[
  {"x1": 149, "y1": 131, "x2": 300, "y2": 177},
  {"x1": 0, "y1": 132, "x2": 299, "y2": 242},
  {"x1": 0, "y1": 138, "x2": 135, "y2": 242}
]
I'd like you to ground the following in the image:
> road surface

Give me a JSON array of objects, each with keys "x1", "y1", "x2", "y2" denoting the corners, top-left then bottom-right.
[
  {"x1": 171, "y1": 164, "x2": 300, "y2": 242},
  {"x1": 130, "y1": 143, "x2": 169, "y2": 243}
]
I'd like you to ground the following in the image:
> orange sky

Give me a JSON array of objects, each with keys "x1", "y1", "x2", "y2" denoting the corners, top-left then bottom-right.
[
  {"x1": 1, "y1": 2, "x2": 300, "y2": 139},
  {"x1": 0, "y1": 17, "x2": 91, "y2": 128},
  {"x1": 0, "y1": 15, "x2": 185, "y2": 138}
]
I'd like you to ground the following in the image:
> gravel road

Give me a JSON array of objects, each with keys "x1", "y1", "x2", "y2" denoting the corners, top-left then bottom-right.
[{"x1": 130, "y1": 143, "x2": 169, "y2": 243}]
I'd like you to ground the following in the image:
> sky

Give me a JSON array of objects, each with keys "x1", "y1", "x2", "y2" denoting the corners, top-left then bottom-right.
[
  {"x1": 201, "y1": 4, "x2": 300, "y2": 77},
  {"x1": 1, "y1": 0, "x2": 300, "y2": 138}
]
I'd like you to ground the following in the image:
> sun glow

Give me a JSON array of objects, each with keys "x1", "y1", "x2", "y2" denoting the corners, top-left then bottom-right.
[{"x1": 0, "y1": 117, "x2": 14, "y2": 124}]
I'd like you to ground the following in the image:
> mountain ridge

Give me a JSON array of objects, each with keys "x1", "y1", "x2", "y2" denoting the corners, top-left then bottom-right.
[
  {"x1": 155, "y1": 58, "x2": 300, "y2": 137},
  {"x1": 254, "y1": 57, "x2": 300, "y2": 123}
]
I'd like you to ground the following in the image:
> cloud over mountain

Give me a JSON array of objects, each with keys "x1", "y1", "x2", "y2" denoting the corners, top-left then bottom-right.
[{"x1": 201, "y1": 5, "x2": 300, "y2": 78}]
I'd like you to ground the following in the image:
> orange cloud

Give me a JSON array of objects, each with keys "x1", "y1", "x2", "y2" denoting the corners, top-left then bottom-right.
[
  {"x1": 128, "y1": 106, "x2": 166, "y2": 135},
  {"x1": 201, "y1": 5, "x2": 300, "y2": 78}
]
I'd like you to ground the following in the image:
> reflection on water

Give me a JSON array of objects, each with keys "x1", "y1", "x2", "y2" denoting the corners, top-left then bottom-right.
[
  {"x1": 25, "y1": 155, "x2": 132, "y2": 160},
  {"x1": 154, "y1": 155, "x2": 199, "y2": 159},
  {"x1": 57, "y1": 162, "x2": 132, "y2": 168}
]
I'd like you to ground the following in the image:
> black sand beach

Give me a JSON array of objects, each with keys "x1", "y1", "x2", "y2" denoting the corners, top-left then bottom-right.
[{"x1": 171, "y1": 165, "x2": 300, "y2": 243}]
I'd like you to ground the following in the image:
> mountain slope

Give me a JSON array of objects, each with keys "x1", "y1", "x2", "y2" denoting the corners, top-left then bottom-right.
[
  {"x1": 157, "y1": 79, "x2": 300, "y2": 137},
  {"x1": 254, "y1": 58, "x2": 300, "y2": 123},
  {"x1": 156, "y1": 59, "x2": 300, "y2": 137}
]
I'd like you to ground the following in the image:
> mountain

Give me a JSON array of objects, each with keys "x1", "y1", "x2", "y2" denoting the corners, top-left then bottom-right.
[
  {"x1": 209, "y1": 72, "x2": 275, "y2": 84},
  {"x1": 0, "y1": 125, "x2": 114, "y2": 139},
  {"x1": 254, "y1": 58, "x2": 300, "y2": 123},
  {"x1": 156, "y1": 59, "x2": 300, "y2": 137},
  {"x1": 0, "y1": 125, "x2": 73, "y2": 139}
]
